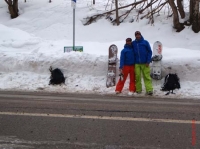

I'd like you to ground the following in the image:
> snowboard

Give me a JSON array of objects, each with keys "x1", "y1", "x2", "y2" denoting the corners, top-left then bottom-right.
[
  {"x1": 151, "y1": 41, "x2": 163, "y2": 80},
  {"x1": 106, "y1": 44, "x2": 118, "y2": 88}
]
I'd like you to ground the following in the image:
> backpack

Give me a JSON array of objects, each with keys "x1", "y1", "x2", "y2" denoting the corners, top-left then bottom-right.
[
  {"x1": 49, "y1": 66, "x2": 65, "y2": 85},
  {"x1": 161, "y1": 73, "x2": 180, "y2": 95}
]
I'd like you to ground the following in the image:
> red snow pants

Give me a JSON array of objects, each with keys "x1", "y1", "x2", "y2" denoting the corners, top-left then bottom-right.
[{"x1": 115, "y1": 65, "x2": 136, "y2": 92}]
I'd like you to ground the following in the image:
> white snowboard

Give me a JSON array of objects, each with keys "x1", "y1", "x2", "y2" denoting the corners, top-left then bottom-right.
[{"x1": 151, "y1": 41, "x2": 163, "y2": 80}]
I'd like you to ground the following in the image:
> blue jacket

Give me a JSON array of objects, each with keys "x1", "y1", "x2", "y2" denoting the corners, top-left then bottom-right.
[
  {"x1": 119, "y1": 44, "x2": 135, "y2": 69},
  {"x1": 132, "y1": 36, "x2": 152, "y2": 64}
]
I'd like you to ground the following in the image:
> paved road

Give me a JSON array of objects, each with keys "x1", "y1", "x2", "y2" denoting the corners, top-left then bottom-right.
[{"x1": 0, "y1": 91, "x2": 200, "y2": 149}]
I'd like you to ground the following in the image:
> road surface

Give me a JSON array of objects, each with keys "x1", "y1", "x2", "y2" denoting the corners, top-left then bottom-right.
[{"x1": 0, "y1": 91, "x2": 200, "y2": 149}]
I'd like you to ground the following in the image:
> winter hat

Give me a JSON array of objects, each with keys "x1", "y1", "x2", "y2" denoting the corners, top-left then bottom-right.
[
  {"x1": 126, "y1": 38, "x2": 132, "y2": 42},
  {"x1": 135, "y1": 31, "x2": 141, "y2": 36}
]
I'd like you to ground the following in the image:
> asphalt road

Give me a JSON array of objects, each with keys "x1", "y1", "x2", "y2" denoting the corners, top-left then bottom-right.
[{"x1": 0, "y1": 91, "x2": 200, "y2": 149}]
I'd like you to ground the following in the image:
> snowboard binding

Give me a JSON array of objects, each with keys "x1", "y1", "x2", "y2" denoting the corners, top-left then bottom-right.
[{"x1": 151, "y1": 55, "x2": 162, "y2": 61}]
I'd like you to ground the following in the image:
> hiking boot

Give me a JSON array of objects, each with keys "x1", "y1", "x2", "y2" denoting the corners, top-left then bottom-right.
[
  {"x1": 146, "y1": 91, "x2": 153, "y2": 96},
  {"x1": 136, "y1": 91, "x2": 142, "y2": 94}
]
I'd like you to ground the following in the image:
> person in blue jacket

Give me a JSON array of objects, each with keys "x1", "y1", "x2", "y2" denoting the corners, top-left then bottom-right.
[
  {"x1": 115, "y1": 38, "x2": 136, "y2": 95},
  {"x1": 132, "y1": 31, "x2": 153, "y2": 95}
]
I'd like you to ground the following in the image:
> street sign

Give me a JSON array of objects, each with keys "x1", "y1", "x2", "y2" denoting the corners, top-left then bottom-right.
[
  {"x1": 64, "y1": 46, "x2": 83, "y2": 52},
  {"x1": 71, "y1": 0, "x2": 76, "y2": 8}
]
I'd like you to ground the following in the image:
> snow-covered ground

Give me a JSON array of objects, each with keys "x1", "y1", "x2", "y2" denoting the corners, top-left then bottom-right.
[{"x1": 0, "y1": 0, "x2": 200, "y2": 99}]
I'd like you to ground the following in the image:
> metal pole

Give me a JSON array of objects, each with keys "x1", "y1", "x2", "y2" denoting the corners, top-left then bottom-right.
[{"x1": 73, "y1": 8, "x2": 75, "y2": 51}]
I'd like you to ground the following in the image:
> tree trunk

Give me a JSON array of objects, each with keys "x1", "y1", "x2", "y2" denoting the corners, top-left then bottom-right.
[
  {"x1": 5, "y1": 0, "x2": 19, "y2": 19},
  {"x1": 115, "y1": 0, "x2": 119, "y2": 25},
  {"x1": 189, "y1": 0, "x2": 193, "y2": 23},
  {"x1": 168, "y1": 0, "x2": 184, "y2": 32},
  {"x1": 192, "y1": 0, "x2": 200, "y2": 33},
  {"x1": 177, "y1": 0, "x2": 185, "y2": 19},
  {"x1": 93, "y1": 0, "x2": 95, "y2": 5}
]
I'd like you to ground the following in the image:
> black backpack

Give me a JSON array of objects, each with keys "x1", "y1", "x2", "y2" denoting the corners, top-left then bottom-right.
[
  {"x1": 161, "y1": 73, "x2": 180, "y2": 95},
  {"x1": 49, "y1": 66, "x2": 65, "y2": 85}
]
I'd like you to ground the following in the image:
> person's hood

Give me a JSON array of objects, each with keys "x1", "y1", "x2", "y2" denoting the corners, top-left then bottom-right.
[{"x1": 135, "y1": 35, "x2": 144, "y2": 42}]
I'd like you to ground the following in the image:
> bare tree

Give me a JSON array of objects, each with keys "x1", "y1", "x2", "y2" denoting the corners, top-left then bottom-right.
[
  {"x1": 177, "y1": 0, "x2": 185, "y2": 18},
  {"x1": 83, "y1": 0, "x2": 167, "y2": 26},
  {"x1": 191, "y1": 0, "x2": 200, "y2": 33},
  {"x1": 5, "y1": 0, "x2": 19, "y2": 19},
  {"x1": 115, "y1": 0, "x2": 119, "y2": 25},
  {"x1": 5, "y1": 0, "x2": 53, "y2": 19},
  {"x1": 84, "y1": 0, "x2": 198, "y2": 32},
  {"x1": 168, "y1": 0, "x2": 184, "y2": 32}
]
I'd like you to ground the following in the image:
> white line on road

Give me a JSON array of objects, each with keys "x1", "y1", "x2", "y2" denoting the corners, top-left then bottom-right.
[{"x1": 0, "y1": 112, "x2": 199, "y2": 124}]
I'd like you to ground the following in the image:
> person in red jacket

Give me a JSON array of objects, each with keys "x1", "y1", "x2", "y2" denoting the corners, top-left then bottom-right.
[{"x1": 115, "y1": 38, "x2": 136, "y2": 95}]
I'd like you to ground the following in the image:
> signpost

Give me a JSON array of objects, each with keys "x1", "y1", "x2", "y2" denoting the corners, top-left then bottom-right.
[
  {"x1": 71, "y1": 0, "x2": 76, "y2": 50},
  {"x1": 64, "y1": 46, "x2": 83, "y2": 52},
  {"x1": 64, "y1": 1, "x2": 83, "y2": 53}
]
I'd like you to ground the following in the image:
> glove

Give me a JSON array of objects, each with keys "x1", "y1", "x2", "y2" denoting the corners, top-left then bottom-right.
[
  {"x1": 119, "y1": 69, "x2": 124, "y2": 81},
  {"x1": 119, "y1": 68, "x2": 123, "y2": 73}
]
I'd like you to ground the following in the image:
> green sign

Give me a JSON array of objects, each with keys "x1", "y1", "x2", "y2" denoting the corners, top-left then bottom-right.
[{"x1": 64, "y1": 46, "x2": 83, "y2": 52}]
